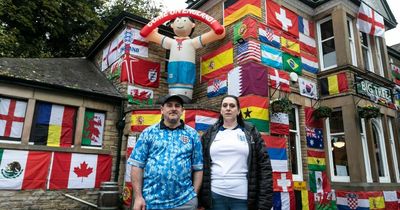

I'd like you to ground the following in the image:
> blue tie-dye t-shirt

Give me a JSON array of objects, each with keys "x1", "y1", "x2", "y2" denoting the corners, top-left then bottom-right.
[{"x1": 128, "y1": 121, "x2": 203, "y2": 209}]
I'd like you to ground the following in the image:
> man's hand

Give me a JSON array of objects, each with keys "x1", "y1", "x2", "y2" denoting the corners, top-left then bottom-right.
[{"x1": 133, "y1": 196, "x2": 146, "y2": 210}]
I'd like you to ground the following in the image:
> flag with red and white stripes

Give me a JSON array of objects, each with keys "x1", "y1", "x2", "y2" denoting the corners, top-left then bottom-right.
[{"x1": 357, "y1": 2, "x2": 385, "y2": 37}]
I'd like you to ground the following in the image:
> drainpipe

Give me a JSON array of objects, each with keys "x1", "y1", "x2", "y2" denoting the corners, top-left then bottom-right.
[{"x1": 114, "y1": 100, "x2": 126, "y2": 182}]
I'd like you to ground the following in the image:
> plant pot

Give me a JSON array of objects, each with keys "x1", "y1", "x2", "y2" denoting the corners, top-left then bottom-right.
[
  {"x1": 313, "y1": 106, "x2": 332, "y2": 119},
  {"x1": 271, "y1": 98, "x2": 292, "y2": 114},
  {"x1": 359, "y1": 106, "x2": 380, "y2": 119}
]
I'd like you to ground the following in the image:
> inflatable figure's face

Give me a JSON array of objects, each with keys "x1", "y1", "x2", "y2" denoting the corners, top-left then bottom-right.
[{"x1": 171, "y1": 17, "x2": 195, "y2": 37}]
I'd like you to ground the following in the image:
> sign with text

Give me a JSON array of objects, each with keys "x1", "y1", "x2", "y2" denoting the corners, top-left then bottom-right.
[{"x1": 355, "y1": 76, "x2": 393, "y2": 104}]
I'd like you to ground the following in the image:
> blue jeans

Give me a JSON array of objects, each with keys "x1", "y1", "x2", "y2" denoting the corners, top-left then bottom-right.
[{"x1": 209, "y1": 192, "x2": 248, "y2": 210}]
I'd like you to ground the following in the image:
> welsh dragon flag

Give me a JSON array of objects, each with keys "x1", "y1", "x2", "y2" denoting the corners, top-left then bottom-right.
[
  {"x1": 0, "y1": 149, "x2": 51, "y2": 190},
  {"x1": 82, "y1": 110, "x2": 105, "y2": 147},
  {"x1": 48, "y1": 152, "x2": 112, "y2": 189}
]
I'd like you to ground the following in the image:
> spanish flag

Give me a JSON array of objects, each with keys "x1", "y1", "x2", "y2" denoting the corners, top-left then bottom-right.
[
  {"x1": 280, "y1": 34, "x2": 300, "y2": 57},
  {"x1": 200, "y1": 42, "x2": 233, "y2": 81},
  {"x1": 224, "y1": 0, "x2": 261, "y2": 26},
  {"x1": 368, "y1": 191, "x2": 385, "y2": 210},
  {"x1": 307, "y1": 150, "x2": 326, "y2": 171},
  {"x1": 239, "y1": 95, "x2": 269, "y2": 132},
  {"x1": 131, "y1": 110, "x2": 161, "y2": 132},
  {"x1": 320, "y1": 72, "x2": 348, "y2": 96}
]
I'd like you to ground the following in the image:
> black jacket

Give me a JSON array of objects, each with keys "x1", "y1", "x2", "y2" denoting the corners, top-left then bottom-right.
[{"x1": 199, "y1": 121, "x2": 273, "y2": 210}]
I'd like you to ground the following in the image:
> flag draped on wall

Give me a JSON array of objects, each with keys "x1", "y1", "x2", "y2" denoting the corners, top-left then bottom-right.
[
  {"x1": 0, "y1": 149, "x2": 51, "y2": 190},
  {"x1": 320, "y1": 73, "x2": 348, "y2": 96},
  {"x1": 48, "y1": 152, "x2": 112, "y2": 189},
  {"x1": 261, "y1": 44, "x2": 283, "y2": 69},
  {"x1": 283, "y1": 53, "x2": 302, "y2": 75},
  {"x1": 336, "y1": 191, "x2": 370, "y2": 210},
  {"x1": 304, "y1": 107, "x2": 323, "y2": 129},
  {"x1": 131, "y1": 110, "x2": 161, "y2": 132},
  {"x1": 273, "y1": 191, "x2": 296, "y2": 210},
  {"x1": 235, "y1": 40, "x2": 261, "y2": 64},
  {"x1": 298, "y1": 16, "x2": 315, "y2": 38},
  {"x1": 273, "y1": 172, "x2": 293, "y2": 192},
  {"x1": 223, "y1": 0, "x2": 261, "y2": 26},
  {"x1": 259, "y1": 24, "x2": 281, "y2": 49},
  {"x1": 207, "y1": 74, "x2": 228, "y2": 98},
  {"x1": 127, "y1": 85, "x2": 154, "y2": 105},
  {"x1": 239, "y1": 95, "x2": 269, "y2": 132},
  {"x1": 233, "y1": 17, "x2": 258, "y2": 43},
  {"x1": 301, "y1": 53, "x2": 319, "y2": 74},
  {"x1": 307, "y1": 150, "x2": 326, "y2": 171},
  {"x1": 368, "y1": 191, "x2": 385, "y2": 209},
  {"x1": 294, "y1": 190, "x2": 315, "y2": 210},
  {"x1": 262, "y1": 135, "x2": 288, "y2": 172},
  {"x1": 270, "y1": 112, "x2": 289, "y2": 135},
  {"x1": 201, "y1": 42, "x2": 234, "y2": 81},
  {"x1": 309, "y1": 171, "x2": 330, "y2": 194},
  {"x1": 266, "y1": 0, "x2": 299, "y2": 38},
  {"x1": 356, "y1": 2, "x2": 385, "y2": 37},
  {"x1": 228, "y1": 62, "x2": 268, "y2": 97},
  {"x1": 383, "y1": 191, "x2": 398, "y2": 209},
  {"x1": 298, "y1": 77, "x2": 318, "y2": 99},
  {"x1": 268, "y1": 67, "x2": 290, "y2": 92},
  {"x1": 0, "y1": 98, "x2": 27, "y2": 139},
  {"x1": 306, "y1": 127, "x2": 324, "y2": 149},
  {"x1": 81, "y1": 110, "x2": 105, "y2": 147},
  {"x1": 120, "y1": 55, "x2": 160, "y2": 87},
  {"x1": 194, "y1": 110, "x2": 219, "y2": 132},
  {"x1": 30, "y1": 102, "x2": 76, "y2": 147},
  {"x1": 280, "y1": 34, "x2": 300, "y2": 57}
]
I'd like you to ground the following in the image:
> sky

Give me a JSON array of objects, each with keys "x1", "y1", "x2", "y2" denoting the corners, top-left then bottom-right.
[{"x1": 159, "y1": 0, "x2": 400, "y2": 46}]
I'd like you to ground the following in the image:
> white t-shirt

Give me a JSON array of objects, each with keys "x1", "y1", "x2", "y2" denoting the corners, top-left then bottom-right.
[{"x1": 210, "y1": 128, "x2": 249, "y2": 199}]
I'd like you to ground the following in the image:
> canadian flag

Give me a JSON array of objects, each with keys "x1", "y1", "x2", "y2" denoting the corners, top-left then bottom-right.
[
  {"x1": 357, "y1": 2, "x2": 385, "y2": 37},
  {"x1": 48, "y1": 152, "x2": 112, "y2": 189}
]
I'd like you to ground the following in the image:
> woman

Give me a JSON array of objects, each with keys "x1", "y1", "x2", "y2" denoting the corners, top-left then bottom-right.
[{"x1": 200, "y1": 95, "x2": 272, "y2": 210}]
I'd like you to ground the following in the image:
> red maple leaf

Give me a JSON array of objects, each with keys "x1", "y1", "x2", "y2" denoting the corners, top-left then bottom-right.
[{"x1": 73, "y1": 161, "x2": 93, "y2": 182}]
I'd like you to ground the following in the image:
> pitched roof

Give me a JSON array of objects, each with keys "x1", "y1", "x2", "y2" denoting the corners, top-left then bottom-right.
[{"x1": 0, "y1": 57, "x2": 122, "y2": 101}]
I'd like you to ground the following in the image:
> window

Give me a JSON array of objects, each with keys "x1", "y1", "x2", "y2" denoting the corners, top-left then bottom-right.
[
  {"x1": 360, "y1": 32, "x2": 373, "y2": 71},
  {"x1": 375, "y1": 37, "x2": 384, "y2": 76},
  {"x1": 317, "y1": 17, "x2": 337, "y2": 70},
  {"x1": 0, "y1": 97, "x2": 28, "y2": 144},
  {"x1": 81, "y1": 109, "x2": 106, "y2": 148},
  {"x1": 371, "y1": 118, "x2": 390, "y2": 183},
  {"x1": 359, "y1": 118, "x2": 372, "y2": 182},
  {"x1": 326, "y1": 109, "x2": 350, "y2": 182},
  {"x1": 289, "y1": 106, "x2": 302, "y2": 181},
  {"x1": 347, "y1": 17, "x2": 357, "y2": 66},
  {"x1": 387, "y1": 117, "x2": 399, "y2": 182}
]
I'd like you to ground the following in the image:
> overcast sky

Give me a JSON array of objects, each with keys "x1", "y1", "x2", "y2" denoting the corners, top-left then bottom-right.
[{"x1": 158, "y1": 0, "x2": 400, "y2": 46}]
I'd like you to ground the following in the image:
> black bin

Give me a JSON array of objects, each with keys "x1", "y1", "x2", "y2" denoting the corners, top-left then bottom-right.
[{"x1": 97, "y1": 182, "x2": 120, "y2": 210}]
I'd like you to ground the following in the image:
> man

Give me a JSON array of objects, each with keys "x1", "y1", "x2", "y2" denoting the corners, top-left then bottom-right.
[{"x1": 128, "y1": 94, "x2": 203, "y2": 210}]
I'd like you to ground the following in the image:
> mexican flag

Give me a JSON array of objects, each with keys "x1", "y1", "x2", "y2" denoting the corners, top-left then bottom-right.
[
  {"x1": 0, "y1": 149, "x2": 51, "y2": 190},
  {"x1": 48, "y1": 152, "x2": 112, "y2": 189}
]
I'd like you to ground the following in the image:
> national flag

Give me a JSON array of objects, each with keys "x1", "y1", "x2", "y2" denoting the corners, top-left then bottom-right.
[
  {"x1": 259, "y1": 24, "x2": 281, "y2": 48},
  {"x1": 183, "y1": 109, "x2": 196, "y2": 129},
  {"x1": 391, "y1": 63, "x2": 400, "y2": 80},
  {"x1": 320, "y1": 73, "x2": 348, "y2": 96},
  {"x1": 273, "y1": 192, "x2": 296, "y2": 210},
  {"x1": 0, "y1": 98, "x2": 27, "y2": 139},
  {"x1": 356, "y1": 2, "x2": 385, "y2": 37},
  {"x1": 262, "y1": 135, "x2": 288, "y2": 172},
  {"x1": 239, "y1": 95, "x2": 269, "y2": 132},
  {"x1": 281, "y1": 34, "x2": 300, "y2": 57},
  {"x1": 233, "y1": 16, "x2": 258, "y2": 43},
  {"x1": 283, "y1": 53, "x2": 302, "y2": 75},
  {"x1": 298, "y1": 16, "x2": 315, "y2": 38},
  {"x1": 131, "y1": 110, "x2": 161, "y2": 132},
  {"x1": 30, "y1": 102, "x2": 76, "y2": 147},
  {"x1": 127, "y1": 85, "x2": 154, "y2": 105},
  {"x1": 123, "y1": 182, "x2": 133, "y2": 207},
  {"x1": 315, "y1": 191, "x2": 337, "y2": 210},
  {"x1": 0, "y1": 149, "x2": 51, "y2": 190},
  {"x1": 194, "y1": 110, "x2": 219, "y2": 132},
  {"x1": 120, "y1": 55, "x2": 160, "y2": 87},
  {"x1": 304, "y1": 107, "x2": 323, "y2": 128},
  {"x1": 266, "y1": 0, "x2": 299, "y2": 38},
  {"x1": 294, "y1": 190, "x2": 315, "y2": 210},
  {"x1": 367, "y1": 191, "x2": 385, "y2": 210},
  {"x1": 123, "y1": 136, "x2": 136, "y2": 207},
  {"x1": 273, "y1": 172, "x2": 293, "y2": 192},
  {"x1": 228, "y1": 62, "x2": 268, "y2": 97},
  {"x1": 261, "y1": 44, "x2": 283, "y2": 69},
  {"x1": 293, "y1": 181, "x2": 307, "y2": 191},
  {"x1": 81, "y1": 110, "x2": 105, "y2": 147},
  {"x1": 306, "y1": 127, "x2": 324, "y2": 149},
  {"x1": 201, "y1": 42, "x2": 234, "y2": 81},
  {"x1": 235, "y1": 40, "x2": 261, "y2": 64},
  {"x1": 309, "y1": 171, "x2": 330, "y2": 194},
  {"x1": 398, "y1": 191, "x2": 400, "y2": 208},
  {"x1": 307, "y1": 150, "x2": 326, "y2": 171},
  {"x1": 301, "y1": 52, "x2": 319, "y2": 73},
  {"x1": 102, "y1": 36, "x2": 123, "y2": 71},
  {"x1": 207, "y1": 74, "x2": 228, "y2": 98},
  {"x1": 48, "y1": 152, "x2": 112, "y2": 189},
  {"x1": 107, "y1": 58, "x2": 122, "y2": 80},
  {"x1": 383, "y1": 191, "x2": 398, "y2": 209},
  {"x1": 270, "y1": 112, "x2": 289, "y2": 135},
  {"x1": 299, "y1": 33, "x2": 317, "y2": 55},
  {"x1": 118, "y1": 27, "x2": 149, "y2": 57},
  {"x1": 298, "y1": 77, "x2": 318, "y2": 99},
  {"x1": 268, "y1": 67, "x2": 290, "y2": 92},
  {"x1": 223, "y1": 0, "x2": 262, "y2": 26},
  {"x1": 336, "y1": 191, "x2": 370, "y2": 210}
]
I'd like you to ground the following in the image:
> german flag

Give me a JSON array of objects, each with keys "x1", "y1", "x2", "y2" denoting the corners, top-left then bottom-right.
[
  {"x1": 320, "y1": 72, "x2": 348, "y2": 96},
  {"x1": 131, "y1": 110, "x2": 161, "y2": 132},
  {"x1": 200, "y1": 42, "x2": 233, "y2": 81},
  {"x1": 307, "y1": 150, "x2": 326, "y2": 171},
  {"x1": 224, "y1": 0, "x2": 261, "y2": 26},
  {"x1": 239, "y1": 95, "x2": 269, "y2": 132}
]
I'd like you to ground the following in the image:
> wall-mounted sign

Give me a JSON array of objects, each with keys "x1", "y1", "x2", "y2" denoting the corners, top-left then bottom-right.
[{"x1": 355, "y1": 76, "x2": 393, "y2": 104}]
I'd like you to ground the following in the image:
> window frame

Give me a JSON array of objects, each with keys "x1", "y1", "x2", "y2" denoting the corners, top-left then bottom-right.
[
  {"x1": 371, "y1": 118, "x2": 390, "y2": 183},
  {"x1": 360, "y1": 32, "x2": 373, "y2": 72},
  {"x1": 347, "y1": 17, "x2": 357, "y2": 67},
  {"x1": 387, "y1": 117, "x2": 400, "y2": 182},
  {"x1": 317, "y1": 16, "x2": 337, "y2": 71},
  {"x1": 360, "y1": 118, "x2": 373, "y2": 182},
  {"x1": 375, "y1": 37, "x2": 385, "y2": 77},
  {"x1": 289, "y1": 105, "x2": 302, "y2": 181}
]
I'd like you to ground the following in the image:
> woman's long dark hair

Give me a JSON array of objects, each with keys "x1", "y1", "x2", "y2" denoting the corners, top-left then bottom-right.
[{"x1": 217, "y1": 95, "x2": 245, "y2": 127}]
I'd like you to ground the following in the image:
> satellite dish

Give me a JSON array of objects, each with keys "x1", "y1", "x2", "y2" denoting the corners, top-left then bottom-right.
[{"x1": 289, "y1": 72, "x2": 298, "y2": 82}]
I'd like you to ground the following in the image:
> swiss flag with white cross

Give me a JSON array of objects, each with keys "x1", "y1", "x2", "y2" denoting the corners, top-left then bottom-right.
[{"x1": 266, "y1": 0, "x2": 299, "y2": 38}]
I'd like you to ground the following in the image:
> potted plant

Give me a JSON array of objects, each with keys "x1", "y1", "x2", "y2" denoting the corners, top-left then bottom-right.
[
  {"x1": 359, "y1": 106, "x2": 380, "y2": 119},
  {"x1": 313, "y1": 106, "x2": 333, "y2": 119},
  {"x1": 271, "y1": 97, "x2": 292, "y2": 114}
]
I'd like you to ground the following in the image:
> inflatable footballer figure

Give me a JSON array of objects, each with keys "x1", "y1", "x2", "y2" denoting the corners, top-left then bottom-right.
[{"x1": 141, "y1": 10, "x2": 225, "y2": 100}]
